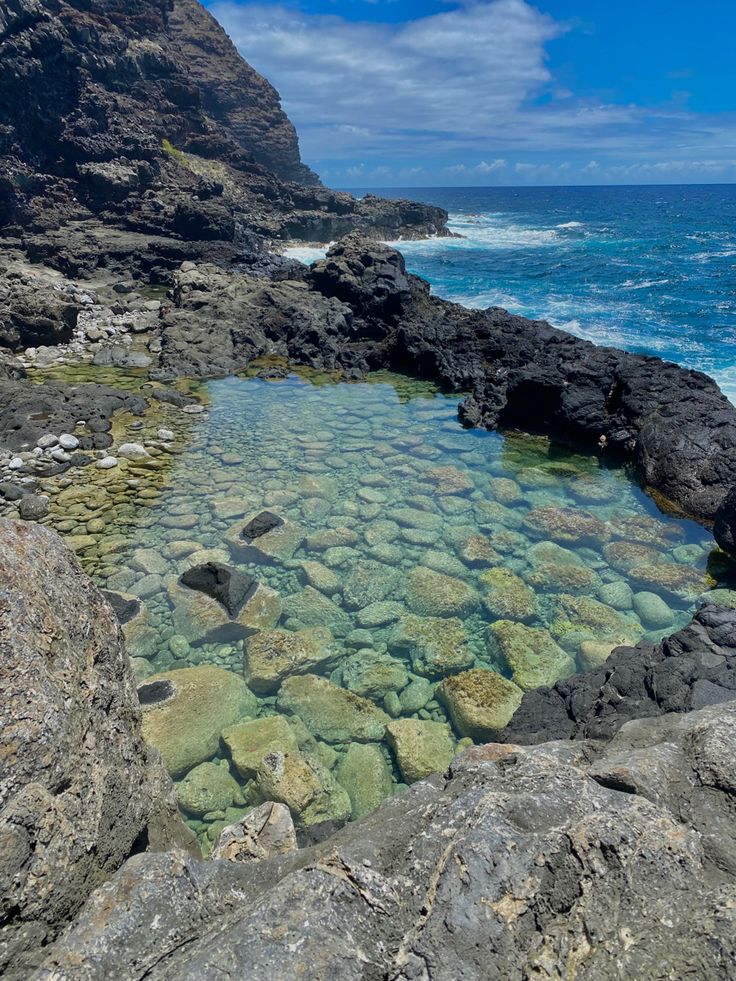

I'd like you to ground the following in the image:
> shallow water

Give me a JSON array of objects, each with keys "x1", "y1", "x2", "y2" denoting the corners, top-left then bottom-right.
[{"x1": 36, "y1": 369, "x2": 734, "y2": 848}]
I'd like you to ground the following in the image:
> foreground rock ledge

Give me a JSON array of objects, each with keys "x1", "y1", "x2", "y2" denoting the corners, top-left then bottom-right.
[
  {"x1": 0, "y1": 520, "x2": 196, "y2": 979},
  {"x1": 40, "y1": 702, "x2": 736, "y2": 979}
]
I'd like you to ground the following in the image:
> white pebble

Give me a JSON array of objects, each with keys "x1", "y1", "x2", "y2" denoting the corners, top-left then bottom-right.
[
  {"x1": 96, "y1": 456, "x2": 118, "y2": 469},
  {"x1": 117, "y1": 442, "x2": 150, "y2": 459},
  {"x1": 58, "y1": 433, "x2": 79, "y2": 450},
  {"x1": 157, "y1": 428, "x2": 175, "y2": 442},
  {"x1": 8, "y1": 458, "x2": 23, "y2": 471},
  {"x1": 36, "y1": 434, "x2": 59, "y2": 449}
]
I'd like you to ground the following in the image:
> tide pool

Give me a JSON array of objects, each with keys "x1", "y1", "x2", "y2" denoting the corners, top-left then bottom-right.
[{"x1": 33, "y1": 370, "x2": 734, "y2": 850}]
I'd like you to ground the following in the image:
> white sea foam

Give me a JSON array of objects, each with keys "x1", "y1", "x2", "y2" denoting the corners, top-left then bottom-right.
[
  {"x1": 556, "y1": 221, "x2": 585, "y2": 229},
  {"x1": 282, "y1": 244, "x2": 331, "y2": 264},
  {"x1": 620, "y1": 279, "x2": 671, "y2": 290}
]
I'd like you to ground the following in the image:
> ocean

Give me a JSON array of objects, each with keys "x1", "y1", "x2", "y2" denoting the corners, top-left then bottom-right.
[{"x1": 304, "y1": 184, "x2": 736, "y2": 402}]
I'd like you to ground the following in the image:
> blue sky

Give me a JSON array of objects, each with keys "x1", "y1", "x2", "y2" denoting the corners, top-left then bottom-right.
[{"x1": 206, "y1": 0, "x2": 736, "y2": 186}]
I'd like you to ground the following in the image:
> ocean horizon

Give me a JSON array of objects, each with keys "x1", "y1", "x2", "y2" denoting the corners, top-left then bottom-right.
[{"x1": 291, "y1": 183, "x2": 736, "y2": 403}]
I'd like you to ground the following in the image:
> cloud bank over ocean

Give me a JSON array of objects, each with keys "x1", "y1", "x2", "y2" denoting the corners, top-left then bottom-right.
[{"x1": 210, "y1": 0, "x2": 736, "y2": 186}]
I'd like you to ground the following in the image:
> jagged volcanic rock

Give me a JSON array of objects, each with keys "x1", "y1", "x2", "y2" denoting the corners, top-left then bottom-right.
[{"x1": 0, "y1": 0, "x2": 447, "y2": 275}]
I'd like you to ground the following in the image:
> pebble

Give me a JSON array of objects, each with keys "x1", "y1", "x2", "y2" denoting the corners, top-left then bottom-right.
[
  {"x1": 96, "y1": 457, "x2": 118, "y2": 469},
  {"x1": 8, "y1": 458, "x2": 23, "y2": 471},
  {"x1": 18, "y1": 495, "x2": 50, "y2": 520},
  {"x1": 157, "y1": 429, "x2": 175, "y2": 442},
  {"x1": 117, "y1": 443, "x2": 150, "y2": 459},
  {"x1": 58, "y1": 434, "x2": 79, "y2": 450},
  {"x1": 51, "y1": 449, "x2": 71, "y2": 463},
  {"x1": 37, "y1": 434, "x2": 58, "y2": 449}
]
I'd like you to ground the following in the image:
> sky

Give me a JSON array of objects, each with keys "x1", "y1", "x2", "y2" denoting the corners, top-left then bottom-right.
[{"x1": 205, "y1": 0, "x2": 736, "y2": 187}]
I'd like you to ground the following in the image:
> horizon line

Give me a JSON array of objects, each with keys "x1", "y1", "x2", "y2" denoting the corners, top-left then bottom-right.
[{"x1": 330, "y1": 180, "x2": 736, "y2": 191}]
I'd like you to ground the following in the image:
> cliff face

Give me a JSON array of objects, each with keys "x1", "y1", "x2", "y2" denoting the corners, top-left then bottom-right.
[
  {"x1": 0, "y1": 0, "x2": 447, "y2": 272},
  {"x1": 168, "y1": 0, "x2": 320, "y2": 185}
]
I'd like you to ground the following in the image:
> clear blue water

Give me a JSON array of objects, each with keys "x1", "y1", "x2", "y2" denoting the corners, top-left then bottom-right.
[{"x1": 350, "y1": 185, "x2": 736, "y2": 403}]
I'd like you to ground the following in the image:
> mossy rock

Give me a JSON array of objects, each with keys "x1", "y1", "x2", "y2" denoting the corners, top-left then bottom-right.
[
  {"x1": 480, "y1": 567, "x2": 538, "y2": 622},
  {"x1": 176, "y1": 761, "x2": 244, "y2": 818},
  {"x1": 437, "y1": 669, "x2": 523, "y2": 741},
  {"x1": 254, "y1": 750, "x2": 351, "y2": 827},
  {"x1": 277, "y1": 674, "x2": 389, "y2": 744},
  {"x1": 523, "y1": 506, "x2": 609, "y2": 545},
  {"x1": 552, "y1": 594, "x2": 644, "y2": 644},
  {"x1": 341, "y1": 649, "x2": 409, "y2": 700},
  {"x1": 486, "y1": 620, "x2": 575, "y2": 691},
  {"x1": 139, "y1": 666, "x2": 258, "y2": 778},
  {"x1": 389, "y1": 615, "x2": 474, "y2": 677},
  {"x1": 222, "y1": 715, "x2": 299, "y2": 780},
  {"x1": 527, "y1": 562, "x2": 599, "y2": 593},
  {"x1": 244, "y1": 627, "x2": 338, "y2": 694},
  {"x1": 342, "y1": 560, "x2": 404, "y2": 611},
  {"x1": 628, "y1": 563, "x2": 711, "y2": 603},
  {"x1": 612, "y1": 514, "x2": 684, "y2": 547},
  {"x1": 406, "y1": 567, "x2": 479, "y2": 618},
  {"x1": 281, "y1": 587, "x2": 352, "y2": 636},
  {"x1": 335, "y1": 744, "x2": 395, "y2": 820},
  {"x1": 386, "y1": 718, "x2": 456, "y2": 784}
]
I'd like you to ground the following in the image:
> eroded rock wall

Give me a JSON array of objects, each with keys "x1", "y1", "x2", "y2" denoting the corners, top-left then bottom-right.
[{"x1": 0, "y1": 520, "x2": 196, "y2": 979}]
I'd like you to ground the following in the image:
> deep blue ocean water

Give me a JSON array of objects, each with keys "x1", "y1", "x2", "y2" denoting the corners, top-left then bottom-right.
[{"x1": 349, "y1": 185, "x2": 736, "y2": 403}]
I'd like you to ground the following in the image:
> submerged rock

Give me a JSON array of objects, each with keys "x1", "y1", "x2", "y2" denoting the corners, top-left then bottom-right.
[
  {"x1": 139, "y1": 666, "x2": 258, "y2": 778},
  {"x1": 389, "y1": 614, "x2": 474, "y2": 676},
  {"x1": 438, "y1": 668, "x2": 523, "y2": 740},
  {"x1": 341, "y1": 649, "x2": 409, "y2": 700},
  {"x1": 222, "y1": 715, "x2": 299, "y2": 780},
  {"x1": 244, "y1": 627, "x2": 337, "y2": 694},
  {"x1": 254, "y1": 750, "x2": 351, "y2": 827},
  {"x1": 282, "y1": 586, "x2": 352, "y2": 636},
  {"x1": 335, "y1": 744, "x2": 395, "y2": 820},
  {"x1": 277, "y1": 674, "x2": 389, "y2": 744},
  {"x1": 226, "y1": 512, "x2": 304, "y2": 563},
  {"x1": 175, "y1": 761, "x2": 244, "y2": 818},
  {"x1": 166, "y1": 571, "x2": 281, "y2": 645},
  {"x1": 523, "y1": 506, "x2": 609, "y2": 545},
  {"x1": 480, "y1": 567, "x2": 538, "y2": 622},
  {"x1": 385, "y1": 718, "x2": 456, "y2": 784},
  {"x1": 406, "y1": 566, "x2": 479, "y2": 618},
  {"x1": 487, "y1": 620, "x2": 576, "y2": 690}
]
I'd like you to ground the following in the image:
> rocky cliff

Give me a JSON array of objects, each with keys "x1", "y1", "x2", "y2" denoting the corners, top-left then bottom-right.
[
  {"x1": 0, "y1": 520, "x2": 196, "y2": 979},
  {"x1": 0, "y1": 0, "x2": 447, "y2": 275}
]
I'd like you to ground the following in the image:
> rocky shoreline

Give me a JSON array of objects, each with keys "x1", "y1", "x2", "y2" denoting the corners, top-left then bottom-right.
[
  {"x1": 3, "y1": 0, "x2": 736, "y2": 976},
  {"x1": 3, "y1": 520, "x2": 736, "y2": 978}
]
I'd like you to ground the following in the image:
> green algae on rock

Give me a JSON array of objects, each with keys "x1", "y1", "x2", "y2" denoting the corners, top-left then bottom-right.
[
  {"x1": 386, "y1": 718, "x2": 457, "y2": 784},
  {"x1": 335, "y1": 744, "x2": 396, "y2": 820},
  {"x1": 437, "y1": 668, "x2": 523, "y2": 740},
  {"x1": 487, "y1": 620, "x2": 576, "y2": 691},
  {"x1": 244, "y1": 627, "x2": 337, "y2": 694},
  {"x1": 222, "y1": 715, "x2": 300, "y2": 780},
  {"x1": 277, "y1": 674, "x2": 390, "y2": 744},
  {"x1": 175, "y1": 761, "x2": 245, "y2": 817},
  {"x1": 389, "y1": 614, "x2": 474, "y2": 677},
  {"x1": 139, "y1": 666, "x2": 258, "y2": 778}
]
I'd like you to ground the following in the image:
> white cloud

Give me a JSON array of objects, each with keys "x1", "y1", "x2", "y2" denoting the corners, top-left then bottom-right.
[{"x1": 209, "y1": 0, "x2": 736, "y2": 182}]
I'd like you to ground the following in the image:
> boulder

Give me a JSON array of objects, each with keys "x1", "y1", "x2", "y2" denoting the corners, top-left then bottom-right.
[
  {"x1": 335, "y1": 744, "x2": 395, "y2": 820},
  {"x1": 0, "y1": 520, "x2": 194, "y2": 979},
  {"x1": 480, "y1": 567, "x2": 538, "y2": 621},
  {"x1": 211, "y1": 802, "x2": 297, "y2": 863},
  {"x1": 714, "y1": 485, "x2": 736, "y2": 558},
  {"x1": 388, "y1": 614, "x2": 474, "y2": 677},
  {"x1": 139, "y1": 666, "x2": 258, "y2": 777},
  {"x1": 166, "y1": 568, "x2": 281, "y2": 645},
  {"x1": 254, "y1": 751, "x2": 351, "y2": 827},
  {"x1": 438, "y1": 668, "x2": 524, "y2": 740},
  {"x1": 487, "y1": 620, "x2": 576, "y2": 691},
  {"x1": 175, "y1": 761, "x2": 245, "y2": 818},
  {"x1": 225, "y1": 512, "x2": 304, "y2": 563},
  {"x1": 222, "y1": 715, "x2": 299, "y2": 780},
  {"x1": 244, "y1": 627, "x2": 337, "y2": 694},
  {"x1": 277, "y1": 674, "x2": 389, "y2": 744},
  {"x1": 405, "y1": 566, "x2": 479, "y2": 618},
  {"x1": 385, "y1": 718, "x2": 456, "y2": 784}
]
